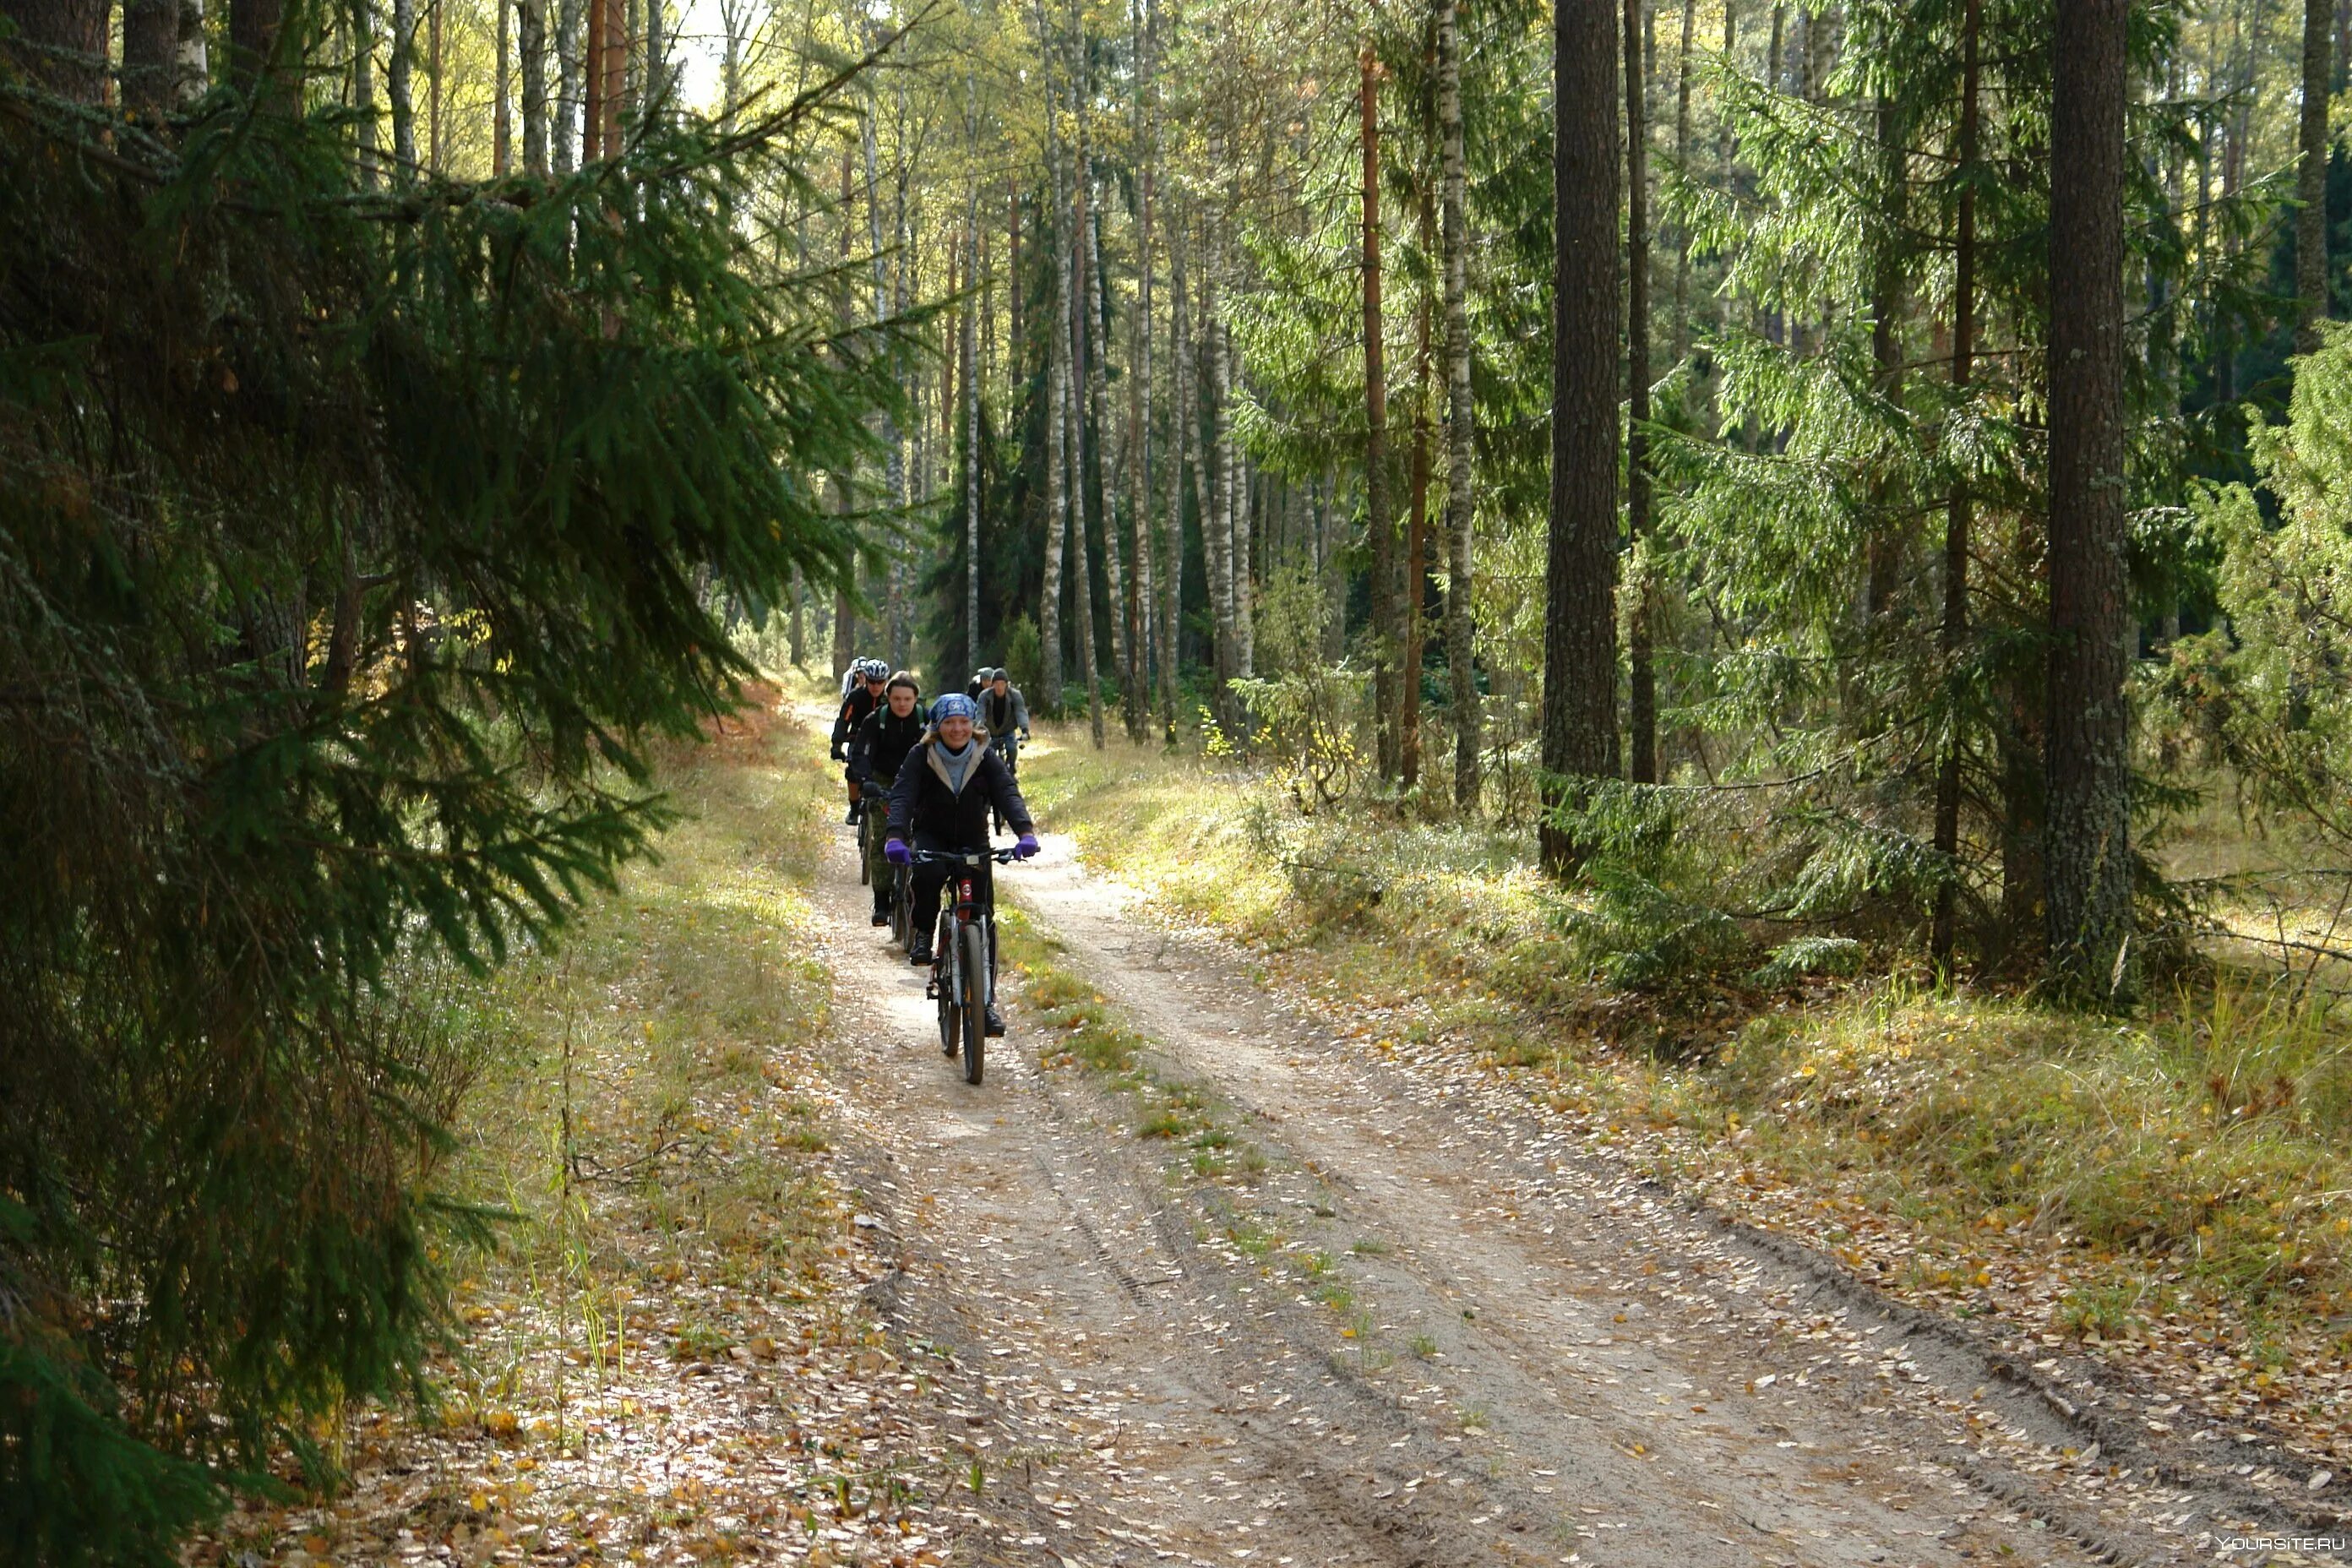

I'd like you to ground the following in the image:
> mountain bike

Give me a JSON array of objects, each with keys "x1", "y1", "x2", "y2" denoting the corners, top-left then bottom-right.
[{"x1": 912, "y1": 847, "x2": 1018, "y2": 1086}]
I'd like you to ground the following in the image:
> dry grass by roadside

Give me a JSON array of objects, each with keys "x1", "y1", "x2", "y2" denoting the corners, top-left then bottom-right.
[
  {"x1": 185, "y1": 689, "x2": 1015, "y2": 1568},
  {"x1": 1017, "y1": 729, "x2": 2352, "y2": 1478}
]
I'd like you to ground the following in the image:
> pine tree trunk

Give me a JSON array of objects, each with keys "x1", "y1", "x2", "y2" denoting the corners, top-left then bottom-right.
[
  {"x1": 1363, "y1": 42, "x2": 1400, "y2": 782},
  {"x1": 519, "y1": 0, "x2": 547, "y2": 173},
  {"x1": 124, "y1": 0, "x2": 181, "y2": 114},
  {"x1": 1068, "y1": 275, "x2": 1106, "y2": 749},
  {"x1": 1624, "y1": 0, "x2": 1656, "y2": 786},
  {"x1": 1540, "y1": 0, "x2": 1622, "y2": 869},
  {"x1": 1930, "y1": 0, "x2": 1980, "y2": 967},
  {"x1": 1671, "y1": 0, "x2": 1696, "y2": 364},
  {"x1": 1437, "y1": 0, "x2": 1480, "y2": 811},
  {"x1": 234, "y1": 0, "x2": 289, "y2": 100},
  {"x1": 429, "y1": 0, "x2": 444, "y2": 169},
  {"x1": 495, "y1": 0, "x2": 512, "y2": 173},
  {"x1": 1129, "y1": 28, "x2": 1158, "y2": 744},
  {"x1": 644, "y1": 0, "x2": 663, "y2": 117},
  {"x1": 1164, "y1": 199, "x2": 1192, "y2": 742},
  {"x1": 598, "y1": 0, "x2": 622, "y2": 157},
  {"x1": 2300, "y1": 0, "x2": 2333, "y2": 351},
  {"x1": 2044, "y1": 0, "x2": 2133, "y2": 996},
  {"x1": 1403, "y1": 282, "x2": 1433, "y2": 789}
]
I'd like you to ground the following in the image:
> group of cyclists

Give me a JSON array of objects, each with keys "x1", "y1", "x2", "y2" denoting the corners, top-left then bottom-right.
[{"x1": 829, "y1": 659, "x2": 1038, "y2": 1041}]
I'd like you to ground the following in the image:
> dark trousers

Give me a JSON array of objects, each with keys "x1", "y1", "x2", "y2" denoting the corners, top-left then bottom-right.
[{"x1": 910, "y1": 836, "x2": 998, "y2": 985}]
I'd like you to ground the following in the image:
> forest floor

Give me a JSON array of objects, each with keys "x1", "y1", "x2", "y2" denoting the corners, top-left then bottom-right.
[{"x1": 185, "y1": 689, "x2": 2351, "y2": 1568}]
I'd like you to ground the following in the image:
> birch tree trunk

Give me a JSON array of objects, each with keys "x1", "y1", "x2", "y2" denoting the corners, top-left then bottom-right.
[
  {"x1": 1202, "y1": 234, "x2": 1242, "y2": 737},
  {"x1": 1624, "y1": 0, "x2": 1656, "y2": 786},
  {"x1": 553, "y1": 0, "x2": 579, "y2": 171},
  {"x1": 389, "y1": 0, "x2": 417, "y2": 172},
  {"x1": 967, "y1": 208, "x2": 983, "y2": 677},
  {"x1": 518, "y1": 0, "x2": 547, "y2": 173},
  {"x1": 1042, "y1": 133, "x2": 1072, "y2": 714},
  {"x1": 1437, "y1": 0, "x2": 1480, "y2": 811}
]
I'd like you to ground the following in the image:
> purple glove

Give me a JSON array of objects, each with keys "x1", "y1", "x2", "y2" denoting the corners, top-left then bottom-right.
[
  {"x1": 1014, "y1": 834, "x2": 1041, "y2": 860},
  {"x1": 885, "y1": 838, "x2": 911, "y2": 866}
]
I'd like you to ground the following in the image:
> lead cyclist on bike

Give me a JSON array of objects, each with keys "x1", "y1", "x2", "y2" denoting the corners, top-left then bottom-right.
[
  {"x1": 883, "y1": 694, "x2": 1038, "y2": 1037},
  {"x1": 847, "y1": 671, "x2": 928, "y2": 927}
]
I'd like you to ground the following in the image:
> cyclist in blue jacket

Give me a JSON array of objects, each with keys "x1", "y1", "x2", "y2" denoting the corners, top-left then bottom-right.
[{"x1": 884, "y1": 694, "x2": 1038, "y2": 1035}]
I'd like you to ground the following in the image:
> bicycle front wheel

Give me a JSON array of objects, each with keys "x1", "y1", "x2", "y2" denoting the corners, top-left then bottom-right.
[
  {"x1": 959, "y1": 923, "x2": 988, "y2": 1084},
  {"x1": 858, "y1": 812, "x2": 873, "y2": 886}
]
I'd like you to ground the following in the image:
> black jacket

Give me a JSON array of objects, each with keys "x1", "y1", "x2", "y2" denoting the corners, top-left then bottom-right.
[
  {"x1": 831, "y1": 684, "x2": 883, "y2": 754},
  {"x1": 848, "y1": 702, "x2": 929, "y2": 784},
  {"x1": 885, "y1": 736, "x2": 1033, "y2": 850}
]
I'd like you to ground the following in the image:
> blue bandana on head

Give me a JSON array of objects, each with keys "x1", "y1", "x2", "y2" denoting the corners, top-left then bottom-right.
[{"x1": 931, "y1": 694, "x2": 978, "y2": 726}]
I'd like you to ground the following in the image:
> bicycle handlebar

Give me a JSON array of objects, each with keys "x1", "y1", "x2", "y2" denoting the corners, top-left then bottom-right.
[{"x1": 907, "y1": 847, "x2": 1022, "y2": 867}]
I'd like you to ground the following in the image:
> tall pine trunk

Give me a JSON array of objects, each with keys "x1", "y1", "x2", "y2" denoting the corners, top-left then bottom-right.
[
  {"x1": 1402, "y1": 277, "x2": 1434, "y2": 789},
  {"x1": 1670, "y1": 0, "x2": 1696, "y2": 365},
  {"x1": 124, "y1": 0, "x2": 182, "y2": 114},
  {"x1": 1164, "y1": 199, "x2": 1193, "y2": 743},
  {"x1": 1129, "y1": 17, "x2": 1159, "y2": 743},
  {"x1": 1624, "y1": 0, "x2": 1656, "y2": 786},
  {"x1": 1540, "y1": 0, "x2": 1622, "y2": 870},
  {"x1": 2044, "y1": 0, "x2": 2133, "y2": 996},
  {"x1": 1363, "y1": 42, "x2": 1400, "y2": 782},
  {"x1": 495, "y1": 0, "x2": 512, "y2": 173},
  {"x1": 1930, "y1": 0, "x2": 1980, "y2": 967},
  {"x1": 1437, "y1": 0, "x2": 1480, "y2": 811},
  {"x1": 2299, "y1": 0, "x2": 2333, "y2": 352},
  {"x1": 9, "y1": 0, "x2": 106, "y2": 99},
  {"x1": 1068, "y1": 264, "x2": 1106, "y2": 749}
]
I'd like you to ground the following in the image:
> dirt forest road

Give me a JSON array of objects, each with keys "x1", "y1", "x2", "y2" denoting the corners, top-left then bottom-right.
[{"x1": 809, "y1": 814, "x2": 2295, "y2": 1568}]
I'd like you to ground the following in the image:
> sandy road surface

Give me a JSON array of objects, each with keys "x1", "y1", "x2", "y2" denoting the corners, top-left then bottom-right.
[{"x1": 810, "y1": 818, "x2": 2300, "y2": 1567}]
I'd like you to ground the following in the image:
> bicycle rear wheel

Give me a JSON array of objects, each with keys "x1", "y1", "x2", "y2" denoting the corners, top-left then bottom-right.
[
  {"x1": 890, "y1": 865, "x2": 914, "y2": 950},
  {"x1": 958, "y1": 923, "x2": 988, "y2": 1084}
]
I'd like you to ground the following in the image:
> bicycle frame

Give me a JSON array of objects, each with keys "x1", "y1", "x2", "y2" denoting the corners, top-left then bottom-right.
[{"x1": 912, "y1": 847, "x2": 1016, "y2": 1082}]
